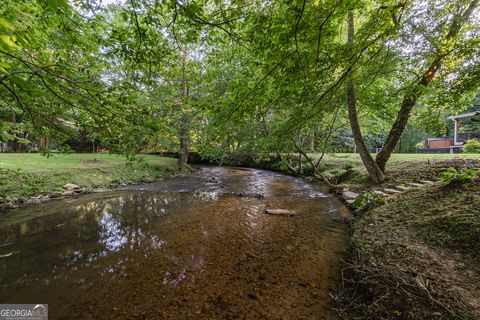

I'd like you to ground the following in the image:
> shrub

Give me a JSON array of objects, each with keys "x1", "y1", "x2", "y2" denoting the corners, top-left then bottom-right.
[
  {"x1": 352, "y1": 191, "x2": 387, "y2": 210},
  {"x1": 440, "y1": 167, "x2": 478, "y2": 184},
  {"x1": 415, "y1": 141, "x2": 425, "y2": 149},
  {"x1": 463, "y1": 139, "x2": 480, "y2": 153}
]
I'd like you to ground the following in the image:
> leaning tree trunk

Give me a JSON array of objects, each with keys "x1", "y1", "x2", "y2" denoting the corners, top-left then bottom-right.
[
  {"x1": 375, "y1": 0, "x2": 479, "y2": 172},
  {"x1": 346, "y1": 9, "x2": 385, "y2": 183}
]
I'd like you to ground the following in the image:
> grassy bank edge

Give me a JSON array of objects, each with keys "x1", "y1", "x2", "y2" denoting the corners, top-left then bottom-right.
[
  {"x1": 317, "y1": 157, "x2": 480, "y2": 319},
  {"x1": 0, "y1": 153, "x2": 180, "y2": 204}
]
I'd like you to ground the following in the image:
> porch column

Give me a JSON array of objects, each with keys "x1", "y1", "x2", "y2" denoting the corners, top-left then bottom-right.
[{"x1": 453, "y1": 119, "x2": 459, "y2": 145}]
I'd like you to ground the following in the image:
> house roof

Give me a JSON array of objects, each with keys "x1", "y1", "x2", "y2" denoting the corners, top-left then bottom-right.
[
  {"x1": 448, "y1": 110, "x2": 480, "y2": 121},
  {"x1": 428, "y1": 134, "x2": 471, "y2": 141},
  {"x1": 428, "y1": 137, "x2": 453, "y2": 141}
]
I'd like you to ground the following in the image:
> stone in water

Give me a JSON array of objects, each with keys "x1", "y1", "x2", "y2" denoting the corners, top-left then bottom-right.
[{"x1": 265, "y1": 209, "x2": 297, "y2": 216}]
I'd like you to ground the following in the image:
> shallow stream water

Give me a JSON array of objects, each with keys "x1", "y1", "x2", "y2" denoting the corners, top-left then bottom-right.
[{"x1": 0, "y1": 167, "x2": 349, "y2": 319}]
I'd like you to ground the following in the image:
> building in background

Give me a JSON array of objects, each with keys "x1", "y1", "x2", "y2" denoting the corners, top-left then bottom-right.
[{"x1": 418, "y1": 110, "x2": 480, "y2": 154}]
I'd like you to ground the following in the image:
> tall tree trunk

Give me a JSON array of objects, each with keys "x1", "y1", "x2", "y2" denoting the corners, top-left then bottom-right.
[
  {"x1": 178, "y1": 48, "x2": 190, "y2": 172},
  {"x1": 178, "y1": 121, "x2": 189, "y2": 171},
  {"x1": 346, "y1": 9, "x2": 385, "y2": 183},
  {"x1": 376, "y1": 0, "x2": 479, "y2": 172},
  {"x1": 40, "y1": 136, "x2": 49, "y2": 152},
  {"x1": 308, "y1": 130, "x2": 315, "y2": 152}
]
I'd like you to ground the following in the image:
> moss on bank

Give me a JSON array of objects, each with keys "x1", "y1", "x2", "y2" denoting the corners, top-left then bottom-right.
[{"x1": 0, "y1": 153, "x2": 179, "y2": 199}]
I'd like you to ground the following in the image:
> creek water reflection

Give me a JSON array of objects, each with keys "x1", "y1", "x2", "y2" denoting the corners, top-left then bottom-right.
[{"x1": 0, "y1": 167, "x2": 348, "y2": 319}]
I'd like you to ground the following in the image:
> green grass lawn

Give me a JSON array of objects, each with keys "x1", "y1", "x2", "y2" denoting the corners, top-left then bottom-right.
[
  {"x1": 306, "y1": 153, "x2": 480, "y2": 185},
  {"x1": 0, "y1": 153, "x2": 179, "y2": 198},
  {"x1": 315, "y1": 152, "x2": 480, "y2": 163}
]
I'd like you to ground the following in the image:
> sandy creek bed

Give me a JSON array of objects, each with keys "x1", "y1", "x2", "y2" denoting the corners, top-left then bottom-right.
[{"x1": 0, "y1": 167, "x2": 349, "y2": 319}]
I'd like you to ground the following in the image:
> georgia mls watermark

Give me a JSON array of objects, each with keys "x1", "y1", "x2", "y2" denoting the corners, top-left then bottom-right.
[{"x1": 0, "y1": 304, "x2": 48, "y2": 320}]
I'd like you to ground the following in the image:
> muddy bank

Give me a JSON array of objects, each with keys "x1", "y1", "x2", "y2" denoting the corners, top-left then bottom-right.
[{"x1": 0, "y1": 166, "x2": 350, "y2": 319}]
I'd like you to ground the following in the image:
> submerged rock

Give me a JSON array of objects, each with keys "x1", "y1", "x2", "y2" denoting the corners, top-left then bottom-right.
[
  {"x1": 223, "y1": 192, "x2": 264, "y2": 199},
  {"x1": 0, "y1": 202, "x2": 15, "y2": 210},
  {"x1": 25, "y1": 197, "x2": 42, "y2": 205},
  {"x1": 264, "y1": 209, "x2": 297, "y2": 216}
]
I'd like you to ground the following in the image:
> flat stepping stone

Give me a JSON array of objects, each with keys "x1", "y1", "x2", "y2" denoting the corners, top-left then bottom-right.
[
  {"x1": 395, "y1": 186, "x2": 409, "y2": 191},
  {"x1": 265, "y1": 209, "x2": 297, "y2": 216},
  {"x1": 384, "y1": 188, "x2": 402, "y2": 194},
  {"x1": 345, "y1": 199, "x2": 355, "y2": 205},
  {"x1": 410, "y1": 183, "x2": 424, "y2": 187},
  {"x1": 372, "y1": 190, "x2": 388, "y2": 196},
  {"x1": 419, "y1": 180, "x2": 435, "y2": 185},
  {"x1": 342, "y1": 191, "x2": 359, "y2": 200}
]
